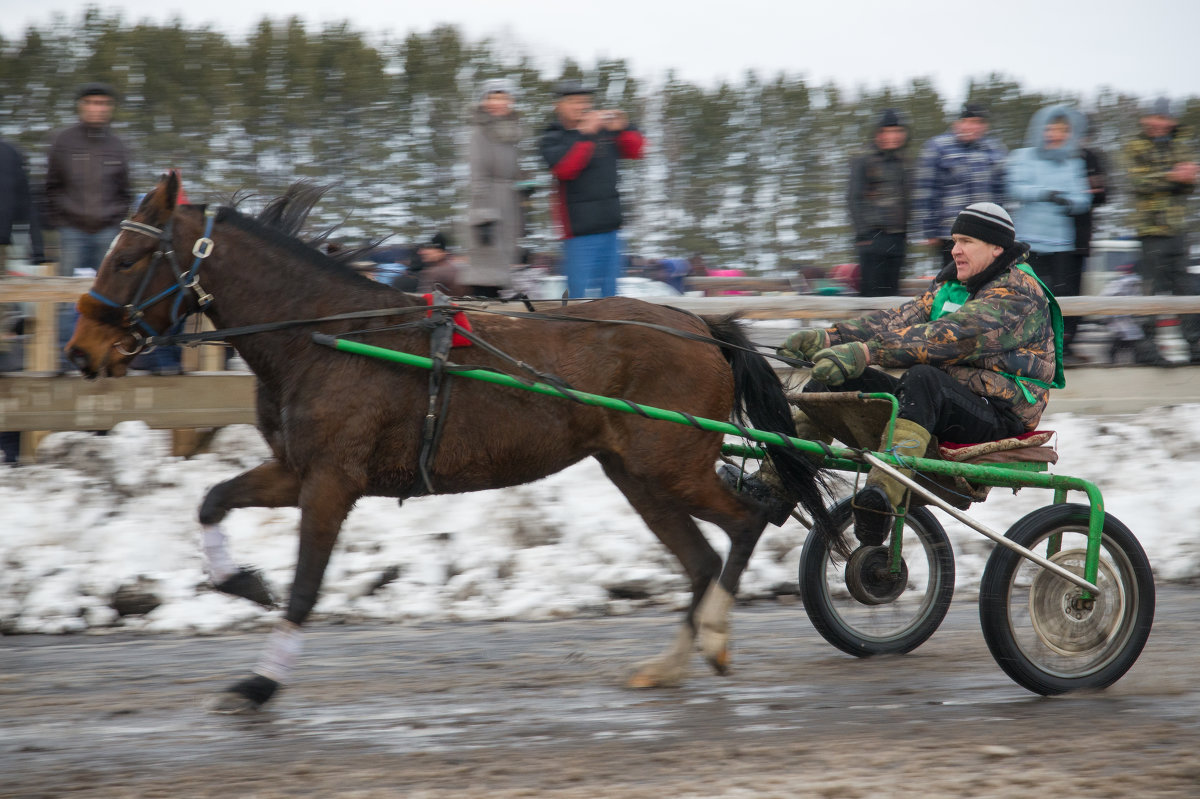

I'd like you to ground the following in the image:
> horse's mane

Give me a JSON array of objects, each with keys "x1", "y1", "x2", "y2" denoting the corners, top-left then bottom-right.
[{"x1": 208, "y1": 184, "x2": 377, "y2": 285}]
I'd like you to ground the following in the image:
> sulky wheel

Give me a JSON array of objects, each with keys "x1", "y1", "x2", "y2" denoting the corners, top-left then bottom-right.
[
  {"x1": 978, "y1": 504, "x2": 1155, "y2": 695},
  {"x1": 799, "y1": 496, "x2": 955, "y2": 657}
]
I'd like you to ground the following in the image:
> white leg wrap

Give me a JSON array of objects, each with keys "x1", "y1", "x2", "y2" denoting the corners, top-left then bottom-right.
[
  {"x1": 201, "y1": 524, "x2": 237, "y2": 584},
  {"x1": 254, "y1": 621, "x2": 303, "y2": 684},
  {"x1": 697, "y1": 582, "x2": 735, "y2": 657}
]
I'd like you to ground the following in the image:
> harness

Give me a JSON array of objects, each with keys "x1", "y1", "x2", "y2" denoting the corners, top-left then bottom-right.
[
  {"x1": 930, "y1": 262, "x2": 1065, "y2": 404},
  {"x1": 85, "y1": 208, "x2": 218, "y2": 354}
]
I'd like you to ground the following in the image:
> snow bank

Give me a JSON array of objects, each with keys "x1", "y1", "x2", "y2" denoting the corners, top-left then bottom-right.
[{"x1": 2, "y1": 405, "x2": 1198, "y2": 635}]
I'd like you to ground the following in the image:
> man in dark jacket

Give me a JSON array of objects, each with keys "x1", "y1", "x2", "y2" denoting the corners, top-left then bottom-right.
[
  {"x1": 847, "y1": 108, "x2": 910, "y2": 296},
  {"x1": 539, "y1": 80, "x2": 644, "y2": 298},
  {"x1": 0, "y1": 138, "x2": 44, "y2": 274},
  {"x1": 726, "y1": 204, "x2": 1061, "y2": 545},
  {"x1": 45, "y1": 82, "x2": 132, "y2": 278}
]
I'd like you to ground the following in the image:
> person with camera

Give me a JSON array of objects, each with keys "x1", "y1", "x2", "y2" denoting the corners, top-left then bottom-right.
[{"x1": 539, "y1": 80, "x2": 644, "y2": 298}]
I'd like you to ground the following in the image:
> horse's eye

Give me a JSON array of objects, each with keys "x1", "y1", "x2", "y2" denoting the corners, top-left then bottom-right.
[{"x1": 114, "y1": 256, "x2": 137, "y2": 271}]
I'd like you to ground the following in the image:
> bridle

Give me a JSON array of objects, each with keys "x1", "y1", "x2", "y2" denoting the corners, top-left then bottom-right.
[{"x1": 86, "y1": 206, "x2": 218, "y2": 354}]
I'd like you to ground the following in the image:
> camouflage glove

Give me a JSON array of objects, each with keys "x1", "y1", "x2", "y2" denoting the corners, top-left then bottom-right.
[
  {"x1": 810, "y1": 342, "x2": 870, "y2": 386},
  {"x1": 777, "y1": 328, "x2": 830, "y2": 361}
]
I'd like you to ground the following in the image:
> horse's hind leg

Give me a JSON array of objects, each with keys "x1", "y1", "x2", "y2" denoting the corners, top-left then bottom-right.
[
  {"x1": 211, "y1": 471, "x2": 359, "y2": 713},
  {"x1": 686, "y1": 468, "x2": 776, "y2": 674},
  {"x1": 197, "y1": 459, "x2": 300, "y2": 606},
  {"x1": 598, "y1": 457, "x2": 723, "y2": 688}
]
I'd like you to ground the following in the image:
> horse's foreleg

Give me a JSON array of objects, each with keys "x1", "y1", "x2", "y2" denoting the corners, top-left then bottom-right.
[
  {"x1": 197, "y1": 460, "x2": 300, "y2": 605},
  {"x1": 210, "y1": 474, "x2": 357, "y2": 714}
]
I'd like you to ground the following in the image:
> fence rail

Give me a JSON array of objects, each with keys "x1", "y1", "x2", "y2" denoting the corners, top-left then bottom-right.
[{"x1": 3, "y1": 276, "x2": 1199, "y2": 457}]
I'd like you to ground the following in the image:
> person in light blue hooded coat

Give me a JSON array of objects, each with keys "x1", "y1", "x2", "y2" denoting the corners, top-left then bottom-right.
[{"x1": 1006, "y1": 104, "x2": 1091, "y2": 361}]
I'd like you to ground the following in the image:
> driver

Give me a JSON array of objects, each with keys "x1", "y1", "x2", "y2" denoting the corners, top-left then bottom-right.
[{"x1": 723, "y1": 203, "x2": 1062, "y2": 545}]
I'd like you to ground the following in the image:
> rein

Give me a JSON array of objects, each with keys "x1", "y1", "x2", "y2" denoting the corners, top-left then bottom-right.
[
  {"x1": 86, "y1": 208, "x2": 218, "y2": 354},
  {"x1": 144, "y1": 299, "x2": 815, "y2": 370}
]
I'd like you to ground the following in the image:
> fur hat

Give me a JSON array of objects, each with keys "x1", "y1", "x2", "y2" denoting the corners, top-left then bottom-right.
[{"x1": 950, "y1": 202, "x2": 1015, "y2": 248}]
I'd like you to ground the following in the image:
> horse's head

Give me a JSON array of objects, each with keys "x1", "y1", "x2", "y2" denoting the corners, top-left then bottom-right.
[{"x1": 66, "y1": 171, "x2": 191, "y2": 378}]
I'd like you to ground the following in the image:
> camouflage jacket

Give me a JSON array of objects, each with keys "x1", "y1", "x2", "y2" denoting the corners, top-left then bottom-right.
[
  {"x1": 1123, "y1": 125, "x2": 1196, "y2": 237},
  {"x1": 825, "y1": 248, "x2": 1055, "y2": 430}
]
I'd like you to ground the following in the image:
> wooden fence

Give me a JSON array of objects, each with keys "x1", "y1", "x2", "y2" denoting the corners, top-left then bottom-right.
[{"x1": 3, "y1": 276, "x2": 1199, "y2": 458}]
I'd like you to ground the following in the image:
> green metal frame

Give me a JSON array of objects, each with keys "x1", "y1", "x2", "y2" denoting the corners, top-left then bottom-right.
[{"x1": 312, "y1": 334, "x2": 1105, "y2": 592}]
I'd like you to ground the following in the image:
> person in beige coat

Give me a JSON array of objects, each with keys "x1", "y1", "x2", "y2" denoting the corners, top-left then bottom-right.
[{"x1": 464, "y1": 79, "x2": 523, "y2": 297}]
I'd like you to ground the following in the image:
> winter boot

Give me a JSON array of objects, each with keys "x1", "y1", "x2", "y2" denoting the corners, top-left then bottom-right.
[
  {"x1": 719, "y1": 409, "x2": 831, "y2": 527},
  {"x1": 853, "y1": 417, "x2": 931, "y2": 546}
]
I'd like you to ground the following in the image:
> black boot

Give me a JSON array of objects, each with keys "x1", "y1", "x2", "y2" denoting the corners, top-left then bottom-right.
[
  {"x1": 851, "y1": 485, "x2": 894, "y2": 547},
  {"x1": 718, "y1": 463, "x2": 795, "y2": 526}
]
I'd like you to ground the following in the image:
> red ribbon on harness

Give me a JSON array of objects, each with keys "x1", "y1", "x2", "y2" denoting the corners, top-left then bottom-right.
[{"x1": 422, "y1": 294, "x2": 473, "y2": 347}]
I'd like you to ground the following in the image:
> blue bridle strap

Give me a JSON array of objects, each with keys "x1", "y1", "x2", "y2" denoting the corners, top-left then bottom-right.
[{"x1": 88, "y1": 207, "x2": 218, "y2": 341}]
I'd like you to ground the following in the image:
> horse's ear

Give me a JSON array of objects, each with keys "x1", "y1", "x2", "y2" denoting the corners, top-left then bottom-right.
[{"x1": 162, "y1": 170, "x2": 181, "y2": 211}]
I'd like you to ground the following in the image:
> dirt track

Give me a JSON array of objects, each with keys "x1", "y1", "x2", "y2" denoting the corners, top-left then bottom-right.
[{"x1": 4, "y1": 585, "x2": 1200, "y2": 798}]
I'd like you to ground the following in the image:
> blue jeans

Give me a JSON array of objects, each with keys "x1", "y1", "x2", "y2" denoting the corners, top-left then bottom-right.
[
  {"x1": 57, "y1": 226, "x2": 119, "y2": 276},
  {"x1": 56, "y1": 226, "x2": 120, "y2": 365},
  {"x1": 562, "y1": 231, "x2": 621, "y2": 298}
]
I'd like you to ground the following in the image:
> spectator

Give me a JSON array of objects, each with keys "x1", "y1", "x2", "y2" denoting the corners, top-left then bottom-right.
[
  {"x1": 539, "y1": 80, "x2": 644, "y2": 298},
  {"x1": 1006, "y1": 104, "x2": 1092, "y2": 364},
  {"x1": 409, "y1": 232, "x2": 465, "y2": 297},
  {"x1": 45, "y1": 82, "x2": 132, "y2": 368},
  {"x1": 914, "y1": 102, "x2": 1008, "y2": 268},
  {"x1": 1122, "y1": 98, "x2": 1199, "y2": 364},
  {"x1": 0, "y1": 137, "x2": 45, "y2": 277},
  {"x1": 45, "y1": 82, "x2": 131, "y2": 277},
  {"x1": 847, "y1": 108, "x2": 910, "y2": 296},
  {"x1": 464, "y1": 79, "x2": 523, "y2": 298},
  {"x1": 1073, "y1": 119, "x2": 1110, "y2": 274}
]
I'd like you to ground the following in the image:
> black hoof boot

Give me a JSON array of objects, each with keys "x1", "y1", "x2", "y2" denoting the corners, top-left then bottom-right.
[
  {"x1": 852, "y1": 485, "x2": 894, "y2": 547},
  {"x1": 718, "y1": 464, "x2": 795, "y2": 526},
  {"x1": 214, "y1": 567, "x2": 276, "y2": 608},
  {"x1": 208, "y1": 674, "x2": 281, "y2": 714}
]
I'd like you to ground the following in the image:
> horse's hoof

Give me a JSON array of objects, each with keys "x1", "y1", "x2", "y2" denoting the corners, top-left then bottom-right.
[
  {"x1": 626, "y1": 661, "x2": 686, "y2": 689},
  {"x1": 207, "y1": 691, "x2": 261, "y2": 715},
  {"x1": 207, "y1": 674, "x2": 279, "y2": 714},
  {"x1": 704, "y1": 647, "x2": 731, "y2": 676},
  {"x1": 213, "y1": 567, "x2": 276, "y2": 608}
]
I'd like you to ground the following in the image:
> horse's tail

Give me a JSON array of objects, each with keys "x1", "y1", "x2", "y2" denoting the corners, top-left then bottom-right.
[{"x1": 705, "y1": 314, "x2": 845, "y2": 556}]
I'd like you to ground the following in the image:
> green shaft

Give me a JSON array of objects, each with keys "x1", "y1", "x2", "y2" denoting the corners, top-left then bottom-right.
[{"x1": 312, "y1": 333, "x2": 831, "y2": 459}]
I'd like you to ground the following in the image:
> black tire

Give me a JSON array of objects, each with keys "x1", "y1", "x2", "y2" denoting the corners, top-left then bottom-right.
[
  {"x1": 978, "y1": 504, "x2": 1155, "y2": 696},
  {"x1": 799, "y1": 497, "x2": 955, "y2": 656}
]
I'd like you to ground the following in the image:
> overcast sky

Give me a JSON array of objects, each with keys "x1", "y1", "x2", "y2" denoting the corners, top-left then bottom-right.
[{"x1": 4, "y1": 1, "x2": 1197, "y2": 103}]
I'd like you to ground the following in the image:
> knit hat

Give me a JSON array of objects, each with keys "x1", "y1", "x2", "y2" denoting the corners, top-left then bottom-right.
[
  {"x1": 950, "y1": 202, "x2": 1015, "y2": 248},
  {"x1": 554, "y1": 79, "x2": 595, "y2": 97},
  {"x1": 1145, "y1": 96, "x2": 1176, "y2": 119},
  {"x1": 76, "y1": 82, "x2": 117, "y2": 101},
  {"x1": 423, "y1": 231, "x2": 449, "y2": 251},
  {"x1": 479, "y1": 78, "x2": 516, "y2": 103},
  {"x1": 960, "y1": 102, "x2": 989, "y2": 120},
  {"x1": 877, "y1": 108, "x2": 906, "y2": 129}
]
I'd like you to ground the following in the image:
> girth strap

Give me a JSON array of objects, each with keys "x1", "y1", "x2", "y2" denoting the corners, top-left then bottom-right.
[{"x1": 417, "y1": 291, "x2": 457, "y2": 494}]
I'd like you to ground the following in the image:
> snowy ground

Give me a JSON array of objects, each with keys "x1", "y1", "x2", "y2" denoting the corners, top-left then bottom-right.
[{"x1": 3, "y1": 404, "x2": 1199, "y2": 635}]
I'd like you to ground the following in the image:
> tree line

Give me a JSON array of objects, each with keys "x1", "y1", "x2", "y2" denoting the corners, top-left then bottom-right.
[{"x1": 1, "y1": 9, "x2": 1196, "y2": 272}]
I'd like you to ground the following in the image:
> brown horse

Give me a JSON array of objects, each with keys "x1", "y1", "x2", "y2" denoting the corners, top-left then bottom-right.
[{"x1": 66, "y1": 172, "x2": 841, "y2": 712}]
